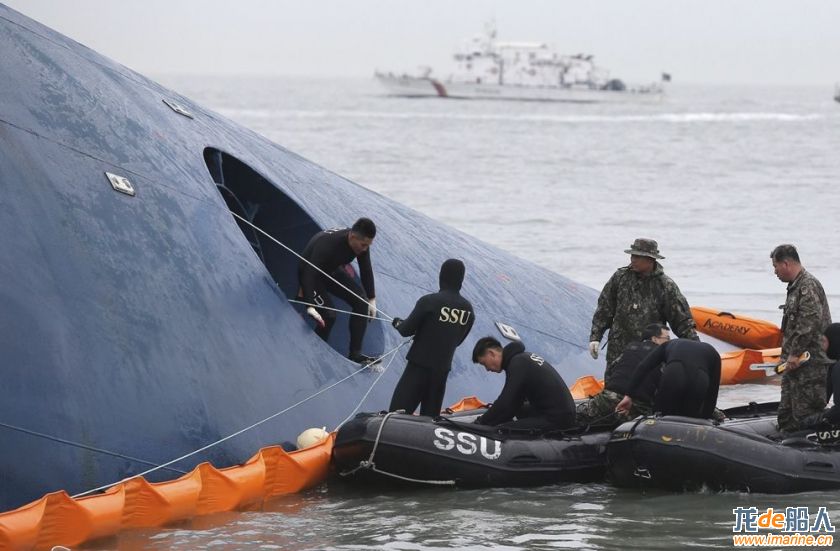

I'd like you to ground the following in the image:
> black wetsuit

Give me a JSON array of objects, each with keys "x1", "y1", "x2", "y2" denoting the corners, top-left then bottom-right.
[
  {"x1": 801, "y1": 323, "x2": 840, "y2": 429},
  {"x1": 389, "y1": 259, "x2": 474, "y2": 416},
  {"x1": 628, "y1": 339, "x2": 721, "y2": 419},
  {"x1": 825, "y1": 362, "x2": 840, "y2": 425},
  {"x1": 298, "y1": 228, "x2": 374, "y2": 354},
  {"x1": 606, "y1": 339, "x2": 659, "y2": 403},
  {"x1": 823, "y1": 324, "x2": 840, "y2": 425},
  {"x1": 475, "y1": 342, "x2": 576, "y2": 430}
]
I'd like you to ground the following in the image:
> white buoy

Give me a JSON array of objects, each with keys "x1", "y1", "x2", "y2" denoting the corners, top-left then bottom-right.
[{"x1": 296, "y1": 427, "x2": 328, "y2": 449}]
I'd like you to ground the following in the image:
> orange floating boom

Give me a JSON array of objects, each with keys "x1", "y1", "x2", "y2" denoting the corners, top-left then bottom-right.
[{"x1": 0, "y1": 435, "x2": 335, "y2": 551}]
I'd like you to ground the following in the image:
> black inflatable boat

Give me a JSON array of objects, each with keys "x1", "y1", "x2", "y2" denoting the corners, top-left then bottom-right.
[
  {"x1": 332, "y1": 409, "x2": 611, "y2": 487},
  {"x1": 607, "y1": 402, "x2": 840, "y2": 493}
]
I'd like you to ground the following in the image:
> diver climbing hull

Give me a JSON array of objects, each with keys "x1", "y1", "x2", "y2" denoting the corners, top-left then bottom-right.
[
  {"x1": 332, "y1": 411, "x2": 610, "y2": 487},
  {"x1": 607, "y1": 404, "x2": 840, "y2": 493}
]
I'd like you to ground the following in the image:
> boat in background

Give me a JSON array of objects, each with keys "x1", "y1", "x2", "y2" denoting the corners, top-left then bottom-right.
[
  {"x1": 691, "y1": 306, "x2": 782, "y2": 350},
  {"x1": 375, "y1": 22, "x2": 667, "y2": 103},
  {"x1": 834, "y1": 83, "x2": 840, "y2": 103}
]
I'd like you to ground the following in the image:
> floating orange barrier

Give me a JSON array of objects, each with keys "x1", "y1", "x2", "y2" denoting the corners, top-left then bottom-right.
[
  {"x1": 0, "y1": 433, "x2": 335, "y2": 551},
  {"x1": 692, "y1": 306, "x2": 782, "y2": 349}
]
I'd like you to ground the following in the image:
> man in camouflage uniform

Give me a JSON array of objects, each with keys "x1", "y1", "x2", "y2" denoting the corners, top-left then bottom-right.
[
  {"x1": 589, "y1": 238, "x2": 699, "y2": 386},
  {"x1": 577, "y1": 323, "x2": 670, "y2": 426},
  {"x1": 771, "y1": 244, "x2": 833, "y2": 432}
]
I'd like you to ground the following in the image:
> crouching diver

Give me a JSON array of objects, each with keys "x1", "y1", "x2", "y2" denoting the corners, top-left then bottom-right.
[
  {"x1": 616, "y1": 338, "x2": 721, "y2": 419},
  {"x1": 800, "y1": 323, "x2": 840, "y2": 430},
  {"x1": 298, "y1": 218, "x2": 378, "y2": 364},
  {"x1": 471, "y1": 337, "x2": 576, "y2": 431},
  {"x1": 389, "y1": 259, "x2": 475, "y2": 416},
  {"x1": 577, "y1": 323, "x2": 670, "y2": 425}
]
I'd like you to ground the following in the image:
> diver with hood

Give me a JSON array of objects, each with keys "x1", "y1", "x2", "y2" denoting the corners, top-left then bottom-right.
[{"x1": 389, "y1": 259, "x2": 475, "y2": 416}]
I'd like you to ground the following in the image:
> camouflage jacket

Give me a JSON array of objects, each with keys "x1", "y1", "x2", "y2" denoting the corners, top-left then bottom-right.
[
  {"x1": 781, "y1": 268, "x2": 832, "y2": 364},
  {"x1": 590, "y1": 263, "x2": 698, "y2": 367}
]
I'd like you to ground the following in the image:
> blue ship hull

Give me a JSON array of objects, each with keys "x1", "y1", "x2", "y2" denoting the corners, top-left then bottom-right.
[{"x1": 0, "y1": 4, "x2": 601, "y2": 510}]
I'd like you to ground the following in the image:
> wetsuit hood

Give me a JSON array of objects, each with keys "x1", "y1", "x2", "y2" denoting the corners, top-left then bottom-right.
[
  {"x1": 439, "y1": 259, "x2": 465, "y2": 291},
  {"x1": 825, "y1": 323, "x2": 840, "y2": 361},
  {"x1": 501, "y1": 341, "x2": 526, "y2": 371}
]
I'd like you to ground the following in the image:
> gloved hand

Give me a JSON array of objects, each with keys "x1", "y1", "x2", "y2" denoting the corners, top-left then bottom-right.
[
  {"x1": 392, "y1": 317, "x2": 403, "y2": 329},
  {"x1": 306, "y1": 306, "x2": 325, "y2": 328},
  {"x1": 367, "y1": 298, "x2": 377, "y2": 321},
  {"x1": 589, "y1": 341, "x2": 600, "y2": 359}
]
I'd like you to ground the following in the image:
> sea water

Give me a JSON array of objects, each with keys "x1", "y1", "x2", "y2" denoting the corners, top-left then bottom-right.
[{"x1": 98, "y1": 77, "x2": 840, "y2": 550}]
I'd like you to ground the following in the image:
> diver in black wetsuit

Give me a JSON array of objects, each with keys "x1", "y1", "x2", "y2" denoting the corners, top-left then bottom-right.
[
  {"x1": 577, "y1": 323, "x2": 670, "y2": 424},
  {"x1": 388, "y1": 259, "x2": 474, "y2": 416},
  {"x1": 298, "y1": 218, "x2": 377, "y2": 363},
  {"x1": 801, "y1": 323, "x2": 840, "y2": 429},
  {"x1": 471, "y1": 337, "x2": 576, "y2": 431},
  {"x1": 616, "y1": 338, "x2": 721, "y2": 419}
]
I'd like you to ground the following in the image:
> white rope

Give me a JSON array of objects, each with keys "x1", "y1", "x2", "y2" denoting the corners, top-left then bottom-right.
[
  {"x1": 229, "y1": 211, "x2": 393, "y2": 321},
  {"x1": 334, "y1": 338, "x2": 412, "y2": 431},
  {"x1": 339, "y1": 410, "x2": 456, "y2": 486},
  {"x1": 367, "y1": 465, "x2": 456, "y2": 486},
  {"x1": 71, "y1": 340, "x2": 408, "y2": 499},
  {"x1": 288, "y1": 299, "x2": 390, "y2": 322}
]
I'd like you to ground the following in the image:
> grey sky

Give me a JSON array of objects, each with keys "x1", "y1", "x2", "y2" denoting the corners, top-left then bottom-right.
[{"x1": 5, "y1": 0, "x2": 840, "y2": 85}]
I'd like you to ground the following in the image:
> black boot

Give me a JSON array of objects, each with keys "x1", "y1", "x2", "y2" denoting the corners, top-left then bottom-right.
[{"x1": 349, "y1": 351, "x2": 377, "y2": 365}]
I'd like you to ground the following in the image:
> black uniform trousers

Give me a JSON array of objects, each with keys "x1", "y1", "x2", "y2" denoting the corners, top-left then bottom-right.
[
  {"x1": 311, "y1": 268, "x2": 369, "y2": 354},
  {"x1": 654, "y1": 360, "x2": 710, "y2": 417},
  {"x1": 389, "y1": 361, "x2": 449, "y2": 417}
]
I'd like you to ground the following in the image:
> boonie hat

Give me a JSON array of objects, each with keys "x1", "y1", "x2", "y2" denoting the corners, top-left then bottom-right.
[{"x1": 624, "y1": 238, "x2": 664, "y2": 259}]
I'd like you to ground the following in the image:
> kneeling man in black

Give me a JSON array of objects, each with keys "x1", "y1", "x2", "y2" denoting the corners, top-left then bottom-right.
[
  {"x1": 616, "y1": 338, "x2": 721, "y2": 419},
  {"x1": 471, "y1": 337, "x2": 576, "y2": 431}
]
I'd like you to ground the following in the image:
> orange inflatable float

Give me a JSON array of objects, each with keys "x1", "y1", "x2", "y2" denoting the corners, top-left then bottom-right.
[
  {"x1": 719, "y1": 347, "x2": 781, "y2": 384},
  {"x1": 570, "y1": 375, "x2": 605, "y2": 399},
  {"x1": 0, "y1": 434, "x2": 335, "y2": 551},
  {"x1": 692, "y1": 306, "x2": 782, "y2": 349}
]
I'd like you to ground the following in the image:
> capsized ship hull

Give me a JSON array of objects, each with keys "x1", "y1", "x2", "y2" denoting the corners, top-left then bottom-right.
[{"x1": 0, "y1": 4, "x2": 600, "y2": 510}]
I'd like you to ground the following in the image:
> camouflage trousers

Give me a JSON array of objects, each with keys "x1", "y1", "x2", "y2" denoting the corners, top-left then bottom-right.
[
  {"x1": 778, "y1": 362, "x2": 829, "y2": 433},
  {"x1": 576, "y1": 389, "x2": 652, "y2": 426}
]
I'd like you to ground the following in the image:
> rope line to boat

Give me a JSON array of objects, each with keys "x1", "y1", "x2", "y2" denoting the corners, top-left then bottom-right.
[
  {"x1": 0, "y1": 421, "x2": 187, "y2": 475},
  {"x1": 339, "y1": 411, "x2": 456, "y2": 486},
  {"x1": 287, "y1": 299, "x2": 390, "y2": 321},
  {"x1": 334, "y1": 339, "x2": 412, "y2": 431},
  {"x1": 72, "y1": 339, "x2": 409, "y2": 499},
  {"x1": 228, "y1": 211, "x2": 394, "y2": 321}
]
